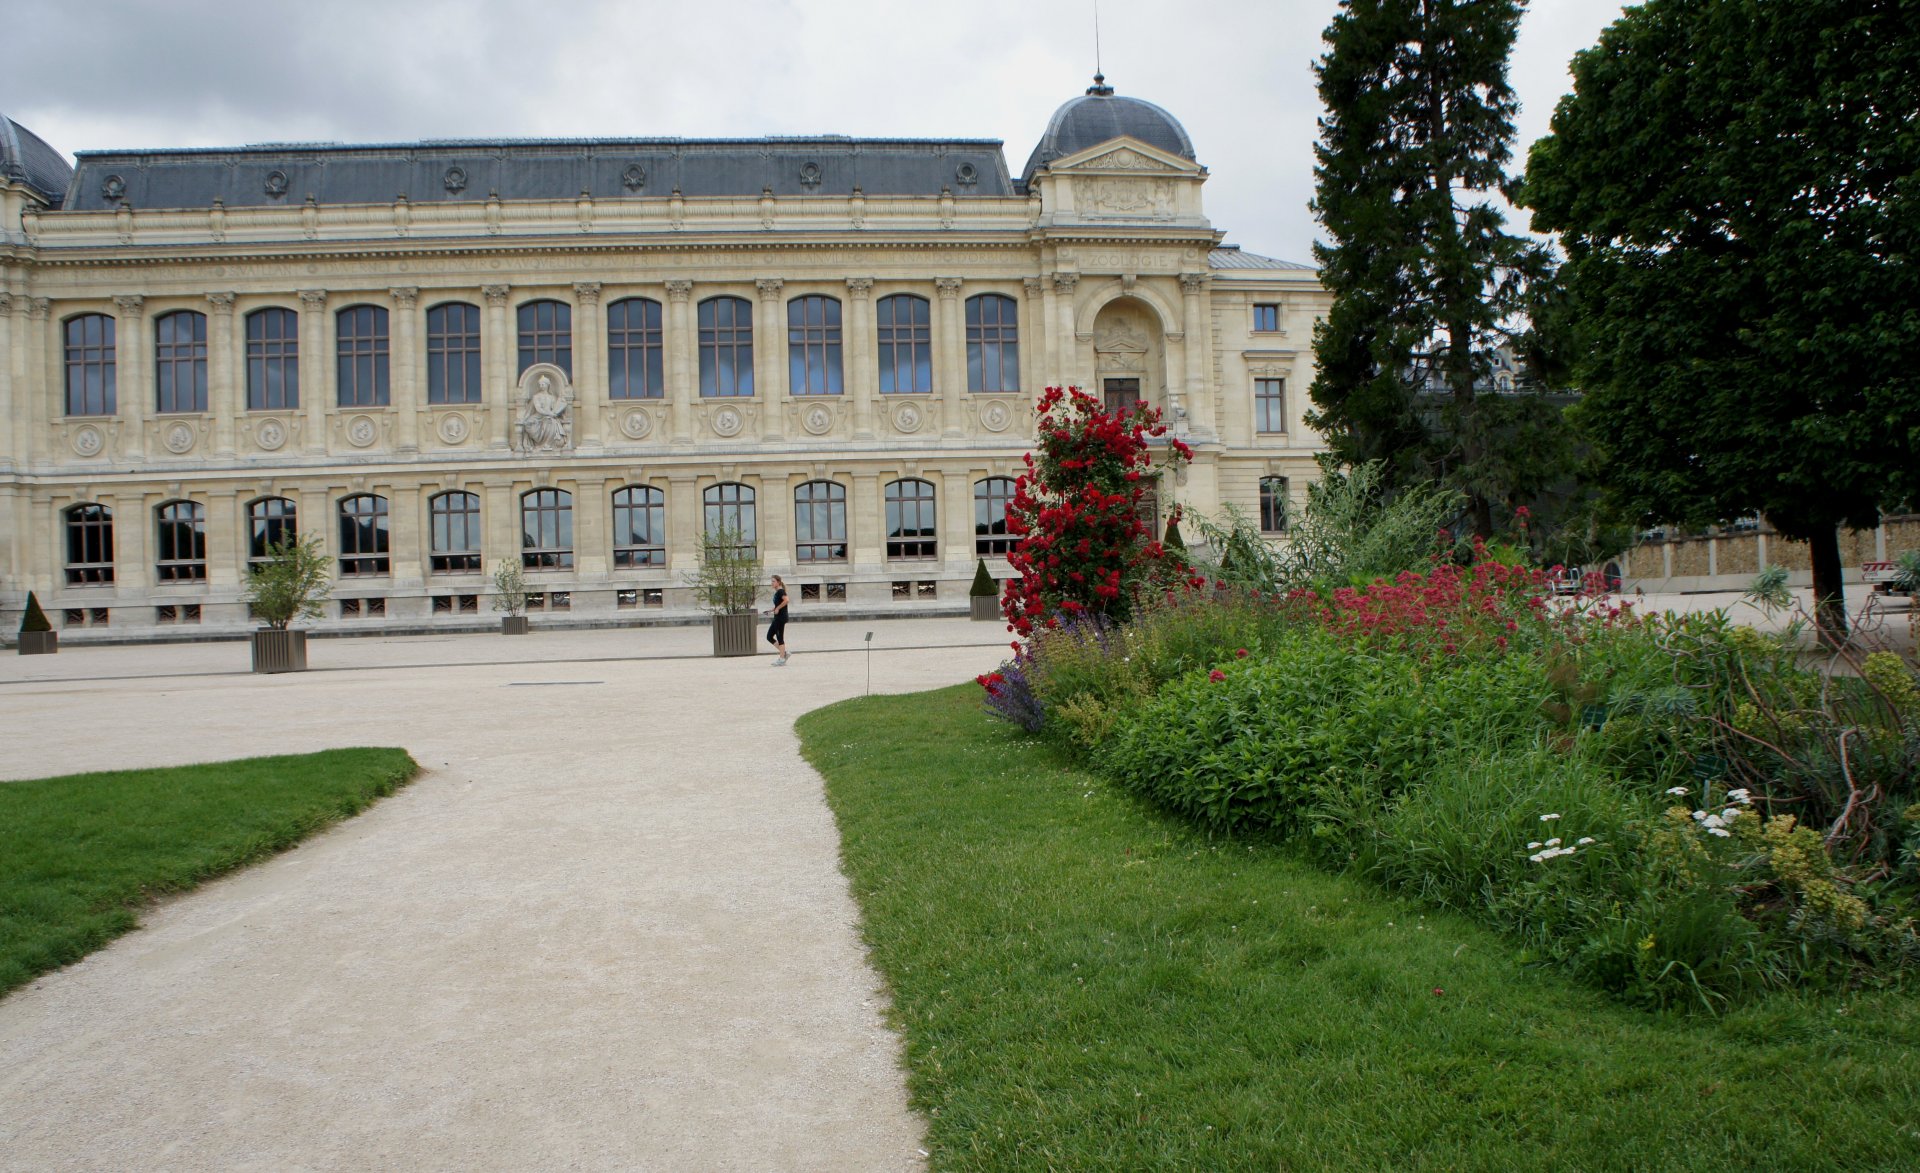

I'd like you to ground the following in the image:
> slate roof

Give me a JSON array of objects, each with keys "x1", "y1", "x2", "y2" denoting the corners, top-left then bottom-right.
[
  {"x1": 1, "y1": 114, "x2": 74, "y2": 208},
  {"x1": 1209, "y1": 246, "x2": 1312, "y2": 271},
  {"x1": 1022, "y1": 76, "x2": 1196, "y2": 182},
  {"x1": 61, "y1": 137, "x2": 1017, "y2": 212}
]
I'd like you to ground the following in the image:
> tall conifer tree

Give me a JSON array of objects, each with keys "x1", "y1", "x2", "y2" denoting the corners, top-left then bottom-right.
[{"x1": 1308, "y1": 0, "x2": 1554, "y2": 538}]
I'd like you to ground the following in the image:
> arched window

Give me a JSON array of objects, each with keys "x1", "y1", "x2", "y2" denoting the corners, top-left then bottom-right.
[
  {"x1": 876, "y1": 294, "x2": 931, "y2": 394},
  {"x1": 794, "y1": 481, "x2": 848, "y2": 563},
  {"x1": 608, "y1": 298, "x2": 665, "y2": 400},
  {"x1": 336, "y1": 305, "x2": 391, "y2": 407},
  {"x1": 338, "y1": 494, "x2": 391, "y2": 576},
  {"x1": 702, "y1": 482, "x2": 756, "y2": 553},
  {"x1": 966, "y1": 294, "x2": 1020, "y2": 393},
  {"x1": 247, "y1": 497, "x2": 298, "y2": 564},
  {"x1": 155, "y1": 500, "x2": 206, "y2": 582},
  {"x1": 612, "y1": 486, "x2": 666, "y2": 567},
  {"x1": 886, "y1": 478, "x2": 937, "y2": 560},
  {"x1": 517, "y1": 299, "x2": 572, "y2": 376},
  {"x1": 520, "y1": 489, "x2": 574, "y2": 569},
  {"x1": 64, "y1": 313, "x2": 117, "y2": 416},
  {"x1": 1260, "y1": 477, "x2": 1290, "y2": 534},
  {"x1": 974, "y1": 477, "x2": 1018, "y2": 556},
  {"x1": 246, "y1": 307, "x2": 300, "y2": 410},
  {"x1": 698, "y1": 296, "x2": 754, "y2": 397},
  {"x1": 787, "y1": 295, "x2": 843, "y2": 395},
  {"x1": 154, "y1": 310, "x2": 208, "y2": 414},
  {"x1": 426, "y1": 302, "x2": 482, "y2": 405},
  {"x1": 64, "y1": 504, "x2": 115, "y2": 585},
  {"x1": 429, "y1": 491, "x2": 482, "y2": 573}
]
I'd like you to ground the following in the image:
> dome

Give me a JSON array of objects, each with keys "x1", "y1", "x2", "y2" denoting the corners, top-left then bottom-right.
[
  {"x1": 1, "y1": 114, "x2": 73, "y2": 208},
  {"x1": 1021, "y1": 75, "x2": 1196, "y2": 184}
]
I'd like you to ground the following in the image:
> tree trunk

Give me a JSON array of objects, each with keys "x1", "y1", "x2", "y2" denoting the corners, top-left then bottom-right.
[{"x1": 1809, "y1": 526, "x2": 1848, "y2": 646}]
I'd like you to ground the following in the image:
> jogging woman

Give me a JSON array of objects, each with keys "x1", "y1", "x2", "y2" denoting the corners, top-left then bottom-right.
[{"x1": 764, "y1": 575, "x2": 789, "y2": 665}]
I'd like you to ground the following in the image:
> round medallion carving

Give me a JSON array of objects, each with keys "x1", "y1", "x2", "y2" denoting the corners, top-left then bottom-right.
[
  {"x1": 712, "y1": 407, "x2": 744, "y2": 438},
  {"x1": 621, "y1": 409, "x2": 653, "y2": 439},
  {"x1": 164, "y1": 423, "x2": 196, "y2": 454},
  {"x1": 438, "y1": 413, "x2": 470, "y2": 444},
  {"x1": 71, "y1": 426, "x2": 104, "y2": 457},
  {"x1": 443, "y1": 166, "x2": 468, "y2": 194},
  {"x1": 347, "y1": 415, "x2": 378, "y2": 448},
  {"x1": 256, "y1": 419, "x2": 288, "y2": 451},
  {"x1": 893, "y1": 402, "x2": 924, "y2": 434},
  {"x1": 980, "y1": 401, "x2": 1013, "y2": 433},
  {"x1": 802, "y1": 405, "x2": 834, "y2": 435},
  {"x1": 264, "y1": 170, "x2": 289, "y2": 198},
  {"x1": 101, "y1": 174, "x2": 127, "y2": 201}
]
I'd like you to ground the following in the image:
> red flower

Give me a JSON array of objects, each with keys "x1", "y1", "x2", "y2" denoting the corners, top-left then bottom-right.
[
  {"x1": 1208, "y1": 669, "x2": 1226, "y2": 682},
  {"x1": 1235, "y1": 648, "x2": 1249, "y2": 658}
]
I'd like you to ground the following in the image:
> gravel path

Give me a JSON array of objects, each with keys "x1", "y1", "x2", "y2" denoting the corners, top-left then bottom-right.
[{"x1": 0, "y1": 619, "x2": 1008, "y2": 1172}]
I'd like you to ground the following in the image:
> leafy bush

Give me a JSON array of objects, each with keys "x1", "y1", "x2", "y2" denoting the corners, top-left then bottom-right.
[
  {"x1": 682, "y1": 525, "x2": 761, "y2": 615},
  {"x1": 243, "y1": 535, "x2": 332, "y2": 630}
]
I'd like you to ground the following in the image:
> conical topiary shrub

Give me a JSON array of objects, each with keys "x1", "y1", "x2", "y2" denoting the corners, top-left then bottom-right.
[
  {"x1": 969, "y1": 557, "x2": 1000, "y2": 621},
  {"x1": 970, "y1": 558, "x2": 997, "y2": 597},
  {"x1": 17, "y1": 591, "x2": 56, "y2": 655},
  {"x1": 19, "y1": 592, "x2": 51, "y2": 633}
]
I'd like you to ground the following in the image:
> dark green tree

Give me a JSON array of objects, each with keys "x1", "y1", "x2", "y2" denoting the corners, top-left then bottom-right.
[
  {"x1": 1523, "y1": 0, "x2": 1920, "y2": 641},
  {"x1": 1308, "y1": 0, "x2": 1558, "y2": 539}
]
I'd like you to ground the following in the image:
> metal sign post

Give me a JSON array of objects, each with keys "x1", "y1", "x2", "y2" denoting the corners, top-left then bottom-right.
[{"x1": 864, "y1": 630, "x2": 874, "y2": 696}]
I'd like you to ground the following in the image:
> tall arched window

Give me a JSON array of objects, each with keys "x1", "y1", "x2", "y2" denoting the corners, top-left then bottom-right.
[
  {"x1": 974, "y1": 476, "x2": 1017, "y2": 556},
  {"x1": 1259, "y1": 476, "x2": 1290, "y2": 534},
  {"x1": 787, "y1": 295, "x2": 843, "y2": 395},
  {"x1": 336, "y1": 305, "x2": 391, "y2": 407},
  {"x1": 245, "y1": 307, "x2": 300, "y2": 410},
  {"x1": 426, "y1": 301, "x2": 482, "y2": 404},
  {"x1": 154, "y1": 310, "x2": 208, "y2": 413},
  {"x1": 702, "y1": 482, "x2": 756, "y2": 553},
  {"x1": 338, "y1": 494, "x2": 390, "y2": 575},
  {"x1": 698, "y1": 296, "x2": 754, "y2": 397},
  {"x1": 876, "y1": 294, "x2": 931, "y2": 394},
  {"x1": 966, "y1": 294, "x2": 1020, "y2": 393},
  {"x1": 64, "y1": 313, "x2": 117, "y2": 416},
  {"x1": 429, "y1": 491, "x2": 481, "y2": 573},
  {"x1": 155, "y1": 500, "x2": 207, "y2": 582},
  {"x1": 794, "y1": 481, "x2": 848, "y2": 563},
  {"x1": 520, "y1": 489, "x2": 574, "y2": 569},
  {"x1": 612, "y1": 486, "x2": 666, "y2": 567},
  {"x1": 64, "y1": 504, "x2": 115, "y2": 585},
  {"x1": 517, "y1": 299, "x2": 572, "y2": 376},
  {"x1": 608, "y1": 297, "x2": 665, "y2": 400},
  {"x1": 247, "y1": 497, "x2": 298, "y2": 564},
  {"x1": 886, "y1": 478, "x2": 937, "y2": 560}
]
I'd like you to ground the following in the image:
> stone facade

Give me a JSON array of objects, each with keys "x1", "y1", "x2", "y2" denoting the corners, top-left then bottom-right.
[{"x1": 1, "y1": 103, "x2": 1330, "y2": 640}]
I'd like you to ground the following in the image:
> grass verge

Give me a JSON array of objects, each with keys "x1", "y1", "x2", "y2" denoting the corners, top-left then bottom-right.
[
  {"x1": 1, "y1": 748, "x2": 419, "y2": 999},
  {"x1": 800, "y1": 685, "x2": 1920, "y2": 1172}
]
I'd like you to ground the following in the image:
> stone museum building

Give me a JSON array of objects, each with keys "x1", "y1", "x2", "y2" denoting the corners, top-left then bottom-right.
[{"x1": 0, "y1": 78, "x2": 1329, "y2": 638}]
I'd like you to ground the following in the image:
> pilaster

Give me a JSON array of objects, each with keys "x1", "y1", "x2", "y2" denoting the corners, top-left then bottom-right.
[
  {"x1": 483, "y1": 284, "x2": 512, "y2": 449},
  {"x1": 1180, "y1": 272, "x2": 1213, "y2": 436},
  {"x1": 851, "y1": 470, "x2": 883, "y2": 566},
  {"x1": 390, "y1": 484, "x2": 424, "y2": 589},
  {"x1": 667, "y1": 471, "x2": 699, "y2": 571},
  {"x1": 28, "y1": 298, "x2": 51, "y2": 465},
  {"x1": 665, "y1": 280, "x2": 694, "y2": 444},
  {"x1": 390, "y1": 287, "x2": 420, "y2": 452},
  {"x1": 935, "y1": 277, "x2": 965, "y2": 437},
  {"x1": 571, "y1": 282, "x2": 603, "y2": 448},
  {"x1": 755, "y1": 278, "x2": 783, "y2": 441},
  {"x1": 1052, "y1": 273, "x2": 1080, "y2": 389},
  {"x1": 206, "y1": 293, "x2": 238, "y2": 456},
  {"x1": 1021, "y1": 277, "x2": 1046, "y2": 397},
  {"x1": 1, "y1": 293, "x2": 17, "y2": 471},
  {"x1": 941, "y1": 468, "x2": 973, "y2": 566},
  {"x1": 297, "y1": 289, "x2": 328, "y2": 453},
  {"x1": 846, "y1": 278, "x2": 876, "y2": 440},
  {"x1": 112, "y1": 295, "x2": 148, "y2": 459}
]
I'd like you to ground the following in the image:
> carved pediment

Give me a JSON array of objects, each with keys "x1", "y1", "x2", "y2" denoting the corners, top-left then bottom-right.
[{"x1": 1046, "y1": 135, "x2": 1202, "y2": 176}]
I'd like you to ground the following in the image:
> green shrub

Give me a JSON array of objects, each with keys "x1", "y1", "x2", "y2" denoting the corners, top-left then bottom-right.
[
  {"x1": 968, "y1": 558, "x2": 997, "y2": 598},
  {"x1": 19, "y1": 591, "x2": 51, "y2": 634}
]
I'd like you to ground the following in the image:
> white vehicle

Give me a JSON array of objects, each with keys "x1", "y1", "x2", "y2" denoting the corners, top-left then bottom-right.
[{"x1": 1863, "y1": 560, "x2": 1912, "y2": 596}]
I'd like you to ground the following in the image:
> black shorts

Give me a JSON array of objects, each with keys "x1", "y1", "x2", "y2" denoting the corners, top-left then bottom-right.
[{"x1": 766, "y1": 616, "x2": 788, "y2": 643}]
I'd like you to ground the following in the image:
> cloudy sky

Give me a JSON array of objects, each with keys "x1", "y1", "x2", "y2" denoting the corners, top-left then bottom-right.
[{"x1": 5, "y1": 0, "x2": 1624, "y2": 262}]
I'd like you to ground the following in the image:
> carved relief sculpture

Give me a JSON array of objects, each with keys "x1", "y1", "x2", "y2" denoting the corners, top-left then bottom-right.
[{"x1": 517, "y1": 374, "x2": 573, "y2": 453}]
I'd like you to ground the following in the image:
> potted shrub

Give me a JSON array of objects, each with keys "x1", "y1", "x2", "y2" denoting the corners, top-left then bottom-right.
[
  {"x1": 685, "y1": 525, "x2": 762, "y2": 656},
  {"x1": 16, "y1": 591, "x2": 56, "y2": 655},
  {"x1": 493, "y1": 559, "x2": 530, "y2": 634},
  {"x1": 969, "y1": 558, "x2": 1001, "y2": 621},
  {"x1": 243, "y1": 534, "x2": 331, "y2": 673}
]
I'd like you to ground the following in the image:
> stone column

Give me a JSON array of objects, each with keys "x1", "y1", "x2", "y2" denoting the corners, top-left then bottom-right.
[
  {"x1": 1179, "y1": 272, "x2": 1212, "y2": 436},
  {"x1": 667, "y1": 472, "x2": 700, "y2": 572},
  {"x1": 207, "y1": 293, "x2": 238, "y2": 456},
  {"x1": 571, "y1": 281, "x2": 603, "y2": 449},
  {"x1": 573, "y1": 477, "x2": 609, "y2": 578},
  {"x1": 485, "y1": 482, "x2": 516, "y2": 572},
  {"x1": 1052, "y1": 273, "x2": 1080, "y2": 390},
  {"x1": 757, "y1": 475, "x2": 790, "y2": 575},
  {"x1": 390, "y1": 287, "x2": 420, "y2": 453},
  {"x1": 0, "y1": 294, "x2": 17, "y2": 471},
  {"x1": 845, "y1": 278, "x2": 876, "y2": 440},
  {"x1": 1038, "y1": 277, "x2": 1060, "y2": 389},
  {"x1": 110, "y1": 296, "x2": 148, "y2": 459},
  {"x1": 935, "y1": 277, "x2": 965, "y2": 437},
  {"x1": 116, "y1": 490, "x2": 152, "y2": 597},
  {"x1": 390, "y1": 484, "x2": 424, "y2": 589},
  {"x1": 27, "y1": 298, "x2": 51, "y2": 466},
  {"x1": 851, "y1": 471, "x2": 883, "y2": 568},
  {"x1": 941, "y1": 468, "x2": 974, "y2": 569},
  {"x1": 755, "y1": 278, "x2": 784, "y2": 442},
  {"x1": 297, "y1": 290, "x2": 328, "y2": 452},
  {"x1": 665, "y1": 280, "x2": 694, "y2": 444},
  {"x1": 483, "y1": 284, "x2": 512, "y2": 449},
  {"x1": 205, "y1": 491, "x2": 240, "y2": 590},
  {"x1": 1021, "y1": 277, "x2": 1046, "y2": 398}
]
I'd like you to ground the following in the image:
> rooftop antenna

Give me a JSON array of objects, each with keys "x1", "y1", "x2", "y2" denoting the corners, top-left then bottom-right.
[{"x1": 1088, "y1": 1, "x2": 1114, "y2": 96}]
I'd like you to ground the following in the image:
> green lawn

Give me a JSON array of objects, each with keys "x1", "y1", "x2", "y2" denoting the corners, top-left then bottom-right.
[
  {"x1": 800, "y1": 685, "x2": 1920, "y2": 1172},
  {"x1": 0, "y1": 748, "x2": 418, "y2": 999}
]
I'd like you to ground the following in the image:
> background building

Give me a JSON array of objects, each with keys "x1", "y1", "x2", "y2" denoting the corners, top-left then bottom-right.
[{"x1": 1, "y1": 79, "x2": 1329, "y2": 639}]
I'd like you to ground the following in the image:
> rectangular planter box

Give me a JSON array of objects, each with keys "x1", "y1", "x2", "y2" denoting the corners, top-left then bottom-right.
[
  {"x1": 17, "y1": 630, "x2": 57, "y2": 655},
  {"x1": 711, "y1": 612, "x2": 757, "y2": 657},
  {"x1": 970, "y1": 595, "x2": 1002, "y2": 622},
  {"x1": 250, "y1": 628, "x2": 307, "y2": 674},
  {"x1": 501, "y1": 616, "x2": 530, "y2": 635}
]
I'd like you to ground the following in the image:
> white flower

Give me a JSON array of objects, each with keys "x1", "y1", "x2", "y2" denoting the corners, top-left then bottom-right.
[
  {"x1": 1540, "y1": 813, "x2": 1562, "y2": 822},
  {"x1": 1692, "y1": 810, "x2": 1709, "y2": 822},
  {"x1": 1722, "y1": 808, "x2": 1743, "y2": 822},
  {"x1": 1577, "y1": 837, "x2": 1597, "y2": 846},
  {"x1": 1727, "y1": 788, "x2": 1753, "y2": 806},
  {"x1": 1667, "y1": 787, "x2": 1690, "y2": 797},
  {"x1": 1546, "y1": 838, "x2": 1562, "y2": 847},
  {"x1": 1708, "y1": 827, "x2": 1732, "y2": 838},
  {"x1": 1528, "y1": 841, "x2": 1543, "y2": 850}
]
